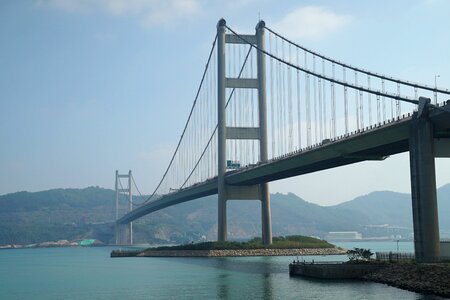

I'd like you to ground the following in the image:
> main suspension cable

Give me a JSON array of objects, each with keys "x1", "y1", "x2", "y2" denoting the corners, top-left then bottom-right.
[
  {"x1": 139, "y1": 35, "x2": 218, "y2": 205},
  {"x1": 225, "y1": 25, "x2": 420, "y2": 105},
  {"x1": 265, "y1": 26, "x2": 450, "y2": 95}
]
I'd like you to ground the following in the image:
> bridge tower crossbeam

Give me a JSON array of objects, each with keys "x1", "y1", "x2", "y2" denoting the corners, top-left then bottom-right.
[{"x1": 217, "y1": 19, "x2": 272, "y2": 245}]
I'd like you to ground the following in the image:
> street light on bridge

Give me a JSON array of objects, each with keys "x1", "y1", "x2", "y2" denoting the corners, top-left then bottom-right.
[{"x1": 434, "y1": 74, "x2": 440, "y2": 104}]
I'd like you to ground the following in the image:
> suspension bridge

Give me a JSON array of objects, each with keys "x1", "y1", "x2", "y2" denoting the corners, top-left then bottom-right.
[{"x1": 114, "y1": 19, "x2": 450, "y2": 263}]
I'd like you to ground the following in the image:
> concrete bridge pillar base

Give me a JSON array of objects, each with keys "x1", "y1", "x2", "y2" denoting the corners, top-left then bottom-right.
[
  {"x1": 409, "y1": 100, "x2": 440, "y2": 263},
  {"x1": 261, "y1": 183, "x2": 272, "y2": 245},
  {"x1": 115, "y1": 223, "x2": 132, "y2": 245},
  {"x1": 218, "y1": 195, "x2": 227, "y2": 242}
]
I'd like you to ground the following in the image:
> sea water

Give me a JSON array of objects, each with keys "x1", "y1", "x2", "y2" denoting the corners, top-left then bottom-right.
[{"x1": 0, "y1": 241, "x2": 443, "y2": 299}]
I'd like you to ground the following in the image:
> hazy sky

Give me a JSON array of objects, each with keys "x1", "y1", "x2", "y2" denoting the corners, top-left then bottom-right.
[{"x1": 1, "y1": 0, "x2": 450, "y2": 205}]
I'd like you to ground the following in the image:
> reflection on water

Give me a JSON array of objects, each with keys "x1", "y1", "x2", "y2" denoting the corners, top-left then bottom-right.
[{"x1": 216, "y1": 273, "x2": 229, "y2": 299}]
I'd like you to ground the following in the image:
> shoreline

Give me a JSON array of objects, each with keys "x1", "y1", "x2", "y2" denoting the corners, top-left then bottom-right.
[
  {"x1": 363, "y1": 263, "x2": 450, "y2": 298},
  {"x1": 111, "y1": 247, "x2": 347, "y2": 258},
  {"x1": 0, "y1": 239, "x2": 105, "y2": 249}
]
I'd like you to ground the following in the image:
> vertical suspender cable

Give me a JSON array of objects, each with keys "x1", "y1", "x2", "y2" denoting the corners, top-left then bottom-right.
[
  {"x1": 368, "y1": 75, "x2": 372, "y2": 125},
  {"x1": 269, "y1": 33, "x2": 275, "y2": 157},
  {"x1": 251, "y1": 49, "x2": 255, "y2": 161},
  {"x1": 318, "y1": 62, "x2": 323, "y2": 141},
  {"x1": 305, "y1": 51, "x2": 311, "y2": 146},
  {"x1": 313, "y1": 56, "x2": 318, "y2": 144},
  {"x1": 354, "y1": 71, "x2": 359, "y2": 130},
  {"x1": 276, "y1": 37, "x2": 281, "y2": 156},
  {"x1": 296, "y1": 47, "x2": 301, "y2": 149},
  {"x1": 322, "y1": 59, "x2": 327, "y2": 139},
  {"x1": 331, "y1": 63, "x2": 336, "y2": 138},
  {"x1": 312, "y1": 55, "x2": 319, "y2": 143},
  {"x1": 233, "y1": 44, "x2": 237, "y2": 162},
  {"x1": 390, "y1": 83, "x2": 394, "y2": 119},
  {"x1": 360, "y1": 89, "x2": 364, "y2": 129},
  {"x1": 397, "y1": 83, "x2": 401, "y2": 118},
  {"x1": 281, "y1": 39, "x2": 286, "y2": 154},
  {"x1": 279, "y1": 40, "x2": 284, "y2": 154},
  {"x1": 376, "y1": 94, "x2": 381, "y2": 124},
  {"x1": 246, "y1": 51, "x2": 250, "y2": 163},
  {"x1": 288, "y1": 43, "x2": 293, "y2": 152},
  {"x1": 382, "y1": 79, "x2": 386, "y2": 122},
  {"x1": 343, "y1": 67, "x2": 348, "y2": 134}
]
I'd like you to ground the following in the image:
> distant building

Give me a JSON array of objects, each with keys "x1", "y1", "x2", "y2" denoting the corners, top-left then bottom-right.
[{"x1": 325, "y1": 231, "x2": 362, "y2": 241}]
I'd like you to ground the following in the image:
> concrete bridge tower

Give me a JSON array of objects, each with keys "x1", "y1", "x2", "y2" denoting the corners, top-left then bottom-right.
[
  {"x1": 115, "y1": 170, "x2": 133, "y2": 245},
  {"x1": 217, "y1": 19, "x2": 272, "y2": 245}
]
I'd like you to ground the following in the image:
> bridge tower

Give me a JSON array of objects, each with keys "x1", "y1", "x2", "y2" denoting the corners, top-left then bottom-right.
[
  {"x1": 115, "y1": 170, "x2": 133, "y2": 245},
  {"x1": 217, "y1": 19, "x2": 272, "y2": 245}
]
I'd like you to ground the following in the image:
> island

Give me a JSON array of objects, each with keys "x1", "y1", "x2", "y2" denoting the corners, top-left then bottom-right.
[{"x1": 111, "y1": 235, "x2": 346, "y2": 257}]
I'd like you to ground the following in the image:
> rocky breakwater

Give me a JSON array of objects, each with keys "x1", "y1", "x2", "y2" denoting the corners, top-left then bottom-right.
[
  {"x1": 137, "y1": 247, "x2": 346, "y2": 257},
  {"x1": 364, "y1": 263, "x2": 450, "y2": 298}
]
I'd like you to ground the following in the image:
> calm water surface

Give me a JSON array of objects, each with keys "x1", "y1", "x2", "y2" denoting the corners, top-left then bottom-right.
[{"x1": 0, "y1": 242, "x2": 443, "y2": 299}]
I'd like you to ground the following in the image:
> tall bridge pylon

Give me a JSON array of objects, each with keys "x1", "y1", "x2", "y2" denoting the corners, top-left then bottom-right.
[
  {"x1": 217, "y1": 19, "x2": 272, "y2": 245},
  {"x1": 115, "y1": 170, "x2": 133, "y2": 245}
]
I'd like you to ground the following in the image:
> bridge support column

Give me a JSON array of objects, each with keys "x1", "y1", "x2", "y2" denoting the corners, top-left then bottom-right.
[
  {"x1": 114, "y1": 170, "x2": 133, "y2": 245},
  {"x1": 260, "y1": 183, "x2": 272, "y2": 245},
  {"x1": 217, "y1": 19, "x2": 227, "y2": 242},
  {"x1": 256, "y1": 20, "x2": 272, "y2": 245},
  {"x1": 409, "y1": 98, "x2": 440, "y2": 262},
  {"x1": 116, "y1": 223, "x2": 130, "y2": 245}
]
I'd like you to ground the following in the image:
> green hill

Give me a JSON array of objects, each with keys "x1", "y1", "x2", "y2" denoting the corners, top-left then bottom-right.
[
  {"x1": 0, "y1": 187, "x2": 116, "y2": 244},
  {"x1": 0, "y1": 184, "x2": 449, "y2": 245}
]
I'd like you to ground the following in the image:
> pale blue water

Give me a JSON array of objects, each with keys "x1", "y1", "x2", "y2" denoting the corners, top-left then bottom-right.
[
  {"x1": 0, "y1": 242, "x2": 443, "y2": 299},
  {"x1": 335, "y1": 241, "x2": 415, "y2": 253}
]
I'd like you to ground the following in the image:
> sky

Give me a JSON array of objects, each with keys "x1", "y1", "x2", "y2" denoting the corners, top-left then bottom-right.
[{"x1": 1, "y1": 0, "x2": 450, "y2": 205}]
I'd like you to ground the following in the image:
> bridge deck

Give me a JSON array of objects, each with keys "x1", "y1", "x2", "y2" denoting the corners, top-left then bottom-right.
[{"x1": 118, "y1": 103, "x2": 450, "y2": 224}]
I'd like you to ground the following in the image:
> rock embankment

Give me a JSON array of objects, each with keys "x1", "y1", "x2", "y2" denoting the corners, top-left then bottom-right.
[
  {"x1": 137, "y1": 247, "x2": 346, "y2": 257},
  {"x1": 364, "y1": 263, "x2": 450, "y2": 298}
]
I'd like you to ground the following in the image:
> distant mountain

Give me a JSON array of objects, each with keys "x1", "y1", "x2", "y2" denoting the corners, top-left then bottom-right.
[
  {"x1": 332, "y1": 184, "x2": 450, "y2": 233},
  {"x1": 0, "y1": 184, "x2": 449, "y2": 245},
  {"x1": 333, "y1": 191, "x2": 413, "y2": 228}
]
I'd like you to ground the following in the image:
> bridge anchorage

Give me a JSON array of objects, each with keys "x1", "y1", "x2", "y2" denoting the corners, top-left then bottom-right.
[{"x1": 115, "y1": 19, "x2": 450, "y2": 262}]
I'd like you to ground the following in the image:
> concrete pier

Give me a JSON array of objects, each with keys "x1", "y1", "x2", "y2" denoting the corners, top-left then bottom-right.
[
  {"x1": 409, "y1": 98, "x2": 440, "y2": 262},
  {"x1": 216, "y1": 18, "x2": 227, "y2": 242}
]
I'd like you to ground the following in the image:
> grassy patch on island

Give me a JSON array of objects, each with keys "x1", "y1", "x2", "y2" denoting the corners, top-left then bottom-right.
[{"x1": 150, "y1": 235, "x2": 334, "y2": 251}]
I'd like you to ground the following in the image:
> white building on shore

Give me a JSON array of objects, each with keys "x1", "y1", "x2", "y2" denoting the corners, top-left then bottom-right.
[{"x1": 325, "y1": 231, "x2": 362, "y2": 241}]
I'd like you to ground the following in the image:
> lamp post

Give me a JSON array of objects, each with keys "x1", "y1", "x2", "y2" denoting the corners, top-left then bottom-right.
[
  {"x1": 396, "y1": 239, "x2": 399, "y2": 261},
  {"x1": 434, "y1": 75, "x2": 440, "y2": 104}
]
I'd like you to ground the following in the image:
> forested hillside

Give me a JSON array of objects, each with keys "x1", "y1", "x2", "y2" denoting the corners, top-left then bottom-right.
[{"x1": 1, "y1": 184, "x2": 449, "y2": 245}]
